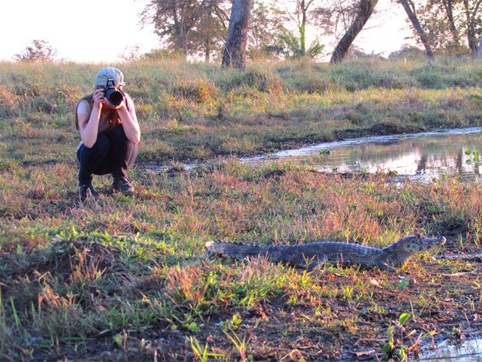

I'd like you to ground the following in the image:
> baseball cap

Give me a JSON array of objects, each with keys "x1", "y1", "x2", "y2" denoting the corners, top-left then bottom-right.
[{"x1": 94, "y1": 67, "x2": 125, "y2": 87}]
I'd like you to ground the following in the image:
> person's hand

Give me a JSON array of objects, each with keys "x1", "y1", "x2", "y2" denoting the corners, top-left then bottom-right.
[
  {"x1": 114, "y1": 100, "x2": 126, "y2": 110},
  {"x1": 93, "y1": 88, "x2": 105, "y2": 107}
]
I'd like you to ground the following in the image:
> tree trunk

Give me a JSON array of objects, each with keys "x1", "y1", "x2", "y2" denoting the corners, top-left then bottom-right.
[
  {"x1": 180, "y1": 28, "x2": 189, "y2": 57},
  {"x1": 463, "y1": 0, "x2": 482, "y2": 55},
  {"x1": 300, "y1": 24, "x2": 306, "y2": 56},
  {"x1": 398, "y1": 0, "x2": 435, "y2": 64},
  {"x1": 330, "y1": 0, "x2": 378, "y2": 64},
  {"x1": 299, "y1": 0, "x2": 308, "y2": 55},
  {"x1": 442, "y1": 0, "x2": 459, "y2": 44},
  {"x1": 222, "y1": 0, "x2": 253, "y2": 70},
  {"x1": 476, "y1": 36, "x2": 482, "y2": 60},
  {"x1": 463, "y1": 0, "x2": 478, "y2": 54}
]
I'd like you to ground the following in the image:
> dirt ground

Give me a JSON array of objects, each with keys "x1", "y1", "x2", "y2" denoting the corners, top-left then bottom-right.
[{"x1": 57, "y1": 232, "x2": 481, "y2": 362}]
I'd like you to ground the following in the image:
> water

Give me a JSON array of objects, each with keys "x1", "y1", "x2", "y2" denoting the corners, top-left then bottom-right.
[
  {"x1": 145, "y1": 127, "x2": 482, "y2": 181},
  {"x1": 243, "y1": 127, "x2": 482, "y2": 180},
  {"x1": 420, "y1": 338, "x2": 482, "y2": 361}
]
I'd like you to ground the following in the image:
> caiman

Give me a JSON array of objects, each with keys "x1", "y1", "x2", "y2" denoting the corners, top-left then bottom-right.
[{"x1": 205, "y1": 234, "x2": 446, "y2": 271}]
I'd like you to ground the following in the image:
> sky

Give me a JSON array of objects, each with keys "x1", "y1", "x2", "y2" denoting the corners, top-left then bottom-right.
[
  {"x1": 0, "y1": 0, "x2": 413, "y2": 63},
  {"x1": 0, "y1": 0, "x2": 160, "y2": 63}
]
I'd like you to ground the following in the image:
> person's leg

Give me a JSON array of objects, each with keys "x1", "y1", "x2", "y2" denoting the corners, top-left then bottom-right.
[
  {"x1": 104, "y1": 125, "x2": 138, "y2": 195},
  {"x1": 105, "y1": 125, "x2": 138, "y2": 178},
  {"x1": 76, "y1": 133, "x2": 110, "y2": 200},
  {"x1": 77, "y1": 133, "x2": 111, "y2": 184}
]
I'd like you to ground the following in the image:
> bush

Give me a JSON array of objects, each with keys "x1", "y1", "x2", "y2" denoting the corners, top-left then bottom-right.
[
  {"x1": 171, "y1": 79, "x2": 219, "y2": 104},
  {"x1": 220, "y1": 68, "x2": 284, "y2": 93},
  {"x1": 14, "y1": 40, "x2": 57, "y2": 62}
]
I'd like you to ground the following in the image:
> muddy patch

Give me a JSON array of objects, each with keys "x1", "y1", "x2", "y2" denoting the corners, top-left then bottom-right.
[{"x1": 334, "y1": 121, "x2": 426, "y2": 140}]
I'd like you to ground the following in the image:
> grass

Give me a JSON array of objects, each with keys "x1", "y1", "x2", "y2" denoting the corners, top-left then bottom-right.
[
  {"x1": 2, "y1": 57, "x2": 482, "y2": 166},
  {"x1": 1, "y1": 57, "x2": 482, "y2": 361}
]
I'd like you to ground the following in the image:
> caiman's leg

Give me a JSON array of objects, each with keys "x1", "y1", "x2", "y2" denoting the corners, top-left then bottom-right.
[
  {"x1": 282, "y1": 252, "x2": 326, "y2": 270},
  {"x1": 376, "y1": 261, "x2": 395, "y2": 272},
  {"x1": 306, "y1": 253, "x2": 327, "y2": 271}
]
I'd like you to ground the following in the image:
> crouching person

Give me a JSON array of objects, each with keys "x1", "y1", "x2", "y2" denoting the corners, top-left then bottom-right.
[{"x1": 75, "y1": 67, "x2": 140, "y2": 201}]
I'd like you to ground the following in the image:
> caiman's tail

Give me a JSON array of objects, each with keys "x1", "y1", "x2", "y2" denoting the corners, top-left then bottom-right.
[{"x1": 205, "y1": 241, "x2": 270, "y2": 260}]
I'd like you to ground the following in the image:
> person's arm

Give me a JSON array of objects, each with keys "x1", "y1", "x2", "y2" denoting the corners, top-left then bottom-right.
[
  {"x1": 78, "y1": 89, "x2": 104, "y2": 148},
  {"x1": 115, "y1": 93, "x2": 141, "y2": 144}
]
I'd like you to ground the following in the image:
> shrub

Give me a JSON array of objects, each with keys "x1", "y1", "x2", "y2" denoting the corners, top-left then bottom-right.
[
  {"x1": 171, "y1": 79, "x2": 219, "y2": 104},
  {"x1": 14, "y1": 39, "x2": 57, "y2": 62},
  {"x1": 220, "y1": 68, "x2": 284, "y2": 93}
]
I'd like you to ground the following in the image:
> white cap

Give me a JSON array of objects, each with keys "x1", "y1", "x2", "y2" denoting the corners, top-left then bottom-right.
[{"x1": 94, "y1": 67, "x2": 125, "y2": 87}]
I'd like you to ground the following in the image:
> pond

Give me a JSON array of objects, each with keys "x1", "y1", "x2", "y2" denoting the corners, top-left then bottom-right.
[
  {"x1": 244, "y1": 127, "x2": 482, "y2": 181},
  {"x1": 420, "y1": 338, "x2": 482, "y2": 361}
]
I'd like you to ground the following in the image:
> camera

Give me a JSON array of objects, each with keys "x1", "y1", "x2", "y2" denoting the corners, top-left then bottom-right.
[{"x1": 104, "y1": 79, "x2": 124, "y2": 106}]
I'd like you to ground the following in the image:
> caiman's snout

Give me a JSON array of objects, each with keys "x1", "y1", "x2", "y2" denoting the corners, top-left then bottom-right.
[
  {"x1": 205, "y1": 241, "x2": 214, "y2": 248},
  {"x1": 427, "y1": 236, "x2": 446, "y2": 246},
  {"x1": 400, "y1": 235, "x2": 446, "y2": 254},
  {"x1": 419, "y1": 235, "x2": 446, "y2": 250}
]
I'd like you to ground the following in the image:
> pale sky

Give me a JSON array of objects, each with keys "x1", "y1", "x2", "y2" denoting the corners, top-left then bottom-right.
[
  {"x1": 357, "y1": 2, "x2": 414, "y2": 56},
  {"x1": 0, "y1": 0, "x2": 160, "y2": 63},
  {"x1": 0, "y1": 0, "x2": 413, "y2": 63}
]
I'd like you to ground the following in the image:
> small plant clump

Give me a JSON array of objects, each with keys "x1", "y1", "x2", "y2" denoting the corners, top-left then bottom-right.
[{"x1": 465, "y1": 148, "x2": 479, "y2": 164}]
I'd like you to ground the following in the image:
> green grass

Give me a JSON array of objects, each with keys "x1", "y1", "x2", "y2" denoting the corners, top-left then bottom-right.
[
  {"x1": 2, "y1": 57, "x2": 482, "y2": 165},
  {"x1": 1, "y1": 57, "x2": 482, "y2": 361},
  {"x1": 1, "y1": 161, "x2": 482, "y2": 360}
]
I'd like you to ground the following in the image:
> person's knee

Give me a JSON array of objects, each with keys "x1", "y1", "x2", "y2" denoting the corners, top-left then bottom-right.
[
  {"x1": 79, "y1": 134, "x2": 110, "y2": 160},
  {"x1": 92, "y1": 133, "x2": 110, "y2": 153},
  {"x1": 110, "y1": 125, "x2": 127, "y2": 141},
  {"x1": 126, "y1": 142, "x2": 138, "y2": 168}
]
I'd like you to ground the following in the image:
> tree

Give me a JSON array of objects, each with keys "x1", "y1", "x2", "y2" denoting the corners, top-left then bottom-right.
[
  {"x1": 266, "y1": 26, "x2": 324, "y2": 59},
  {"x1": 416, "y1": 0, "x2": 461, "y2": 52},
  {"x1": 282, "y1": 0, "x2": 325, "y2": 59},
  {"x1": 15, "y1": 39, "x2": 57, "y2": 62},
  {"x1": 406, "y1": 0, "x2": 482, "y2": 56},
  {"x1": 330, "y1": 0, "x2": 378, "y2": 64},
  {"x1": 141, "y1": 0, "x2": 228, "y2": 59},
  {"x1": 460, "y1": 0, "x2": 482, "y2": 54},
  {"x1": 464, "y1": 1, "x2": 476, "y2": 52},
  {"x1": 442, "y1": 0, "x2": 460, "y2": 45},
  {"x1": 398, "y1": 0, "x2": 435, "y2": 63},
  {"x1": 248, "y1": 0, "x2": 326, "y2": 60},
  {"x1": 248, "y1": 1, "x2": 287, "y2": 58},
  {"x1": 311, "y1": 0, "x2": 361, "y2": 38},
  {"x1": 222, "y1": 0, "x2": 253, "y2": 69},
  {"x1": 288, "y1": 0, "x2": 316, "y2": 56},
  {"x1": 191, "y1": 0, "x2": 230, "y2": 61}
]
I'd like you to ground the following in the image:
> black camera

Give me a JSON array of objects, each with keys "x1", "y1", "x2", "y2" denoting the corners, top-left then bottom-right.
[{"x1": 104, "y1": 79, "x2": 124, "y2": 106}]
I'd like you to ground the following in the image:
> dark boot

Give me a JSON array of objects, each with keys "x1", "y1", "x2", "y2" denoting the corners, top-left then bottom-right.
[
  {"x1": 79, "y1": 183, "x2": 99, "y2": 202},
  {"x1": 112, "y1": 177, "x2": 134, "y2": 195}
]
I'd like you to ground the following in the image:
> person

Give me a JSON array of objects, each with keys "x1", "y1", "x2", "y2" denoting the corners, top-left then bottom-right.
[{"x1": 75, "y1": 67, "x2": 141, "y2": 201}]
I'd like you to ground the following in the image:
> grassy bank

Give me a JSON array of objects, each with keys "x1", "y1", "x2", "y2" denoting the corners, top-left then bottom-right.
[
  {"x1": 2, "y1": 58, "x2": 482, "y2": 166},
  {"x1": 1, "y1": 58, "x2": 482, "y2": 361}
]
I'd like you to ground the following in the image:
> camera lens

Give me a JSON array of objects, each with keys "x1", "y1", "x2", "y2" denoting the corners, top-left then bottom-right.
[{"x1": 105, "y1": 88, "x2": 124, "y2": 106}]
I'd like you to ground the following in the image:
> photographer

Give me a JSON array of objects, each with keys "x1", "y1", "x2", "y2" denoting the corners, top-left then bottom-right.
[{"x1": 75, "y1": 67, "x2": 140, "y2": 201}]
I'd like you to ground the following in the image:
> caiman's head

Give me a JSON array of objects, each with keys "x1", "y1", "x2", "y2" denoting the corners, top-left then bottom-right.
[{"x1": 383, "y1": 234, "x2": 446, "y2": 267}]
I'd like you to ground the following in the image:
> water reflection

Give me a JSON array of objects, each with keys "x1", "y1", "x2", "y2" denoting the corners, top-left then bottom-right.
[
  {"x1": 267, "y1": 127, "x2": 482, "y2": 179},
  {"x1": 420, "y1": 338, "x2": 482, "y2": 361},
  {"x1": 145, "y1": 127, "x2": 482, "y2": 181}
]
